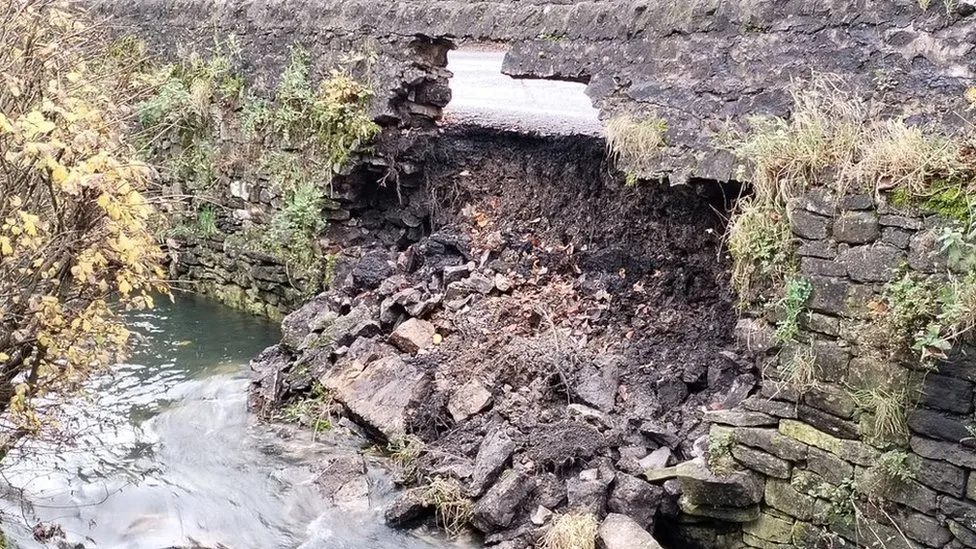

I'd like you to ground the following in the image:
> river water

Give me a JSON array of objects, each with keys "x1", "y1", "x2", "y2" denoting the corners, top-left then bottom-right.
[{"x1": 0, "y1": 295, "x2": 451, "y2": 549}]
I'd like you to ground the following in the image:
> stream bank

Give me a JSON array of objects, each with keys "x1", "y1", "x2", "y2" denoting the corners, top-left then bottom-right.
[{"x1": 248, "y1": 125, "x2": 754, "y2": 547}]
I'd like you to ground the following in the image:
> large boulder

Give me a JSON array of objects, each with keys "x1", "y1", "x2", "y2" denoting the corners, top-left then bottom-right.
[
  {"x1": 321, "y1": 354, "x2": 429, "y2": 440},
  {"x1": 608, "y1": 473, "x2": 665, "y2": 530},
  {"x1": 675, "y1": 459, "x2": 764, "y2": 508}
]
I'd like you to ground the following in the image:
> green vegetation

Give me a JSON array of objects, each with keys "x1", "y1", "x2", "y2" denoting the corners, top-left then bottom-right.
[
  {"x1": 135, "y1": 42, "x2": 379, "y2": 282},
  {"x1": 0, "y1": 0, "x2": 168, "y2": 444},
  {"x1": 421, "y1": 477, "x2": 474, "y2": 538},
  {"x1": 773, "y1": 277, "x2": 812, "y2": 343},
  {"x1": 278, "y1": 382, "x2": 334, "y2": 437},
  {"x1": 388, "y1": 434, "x2": 426, "y2": 483},
  {"x1": 541, "y1": 512, "x2": 599, "y2": 549},
  {"x1": 605, "y1": 113, "x2": 668, "y2": 183},
  {"x1": 874, "y1": 450, "x2": 916, "y2": 486}
]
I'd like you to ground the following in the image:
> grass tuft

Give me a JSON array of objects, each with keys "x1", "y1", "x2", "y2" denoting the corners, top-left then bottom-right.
[
  {"x1": 388, "y1": 434, "x2": 425, "y2": 483},
  {"x1": 422, "y1": 477, "x2": 474, "y2": 538},
  {"x1": 853, "y1": 387, "x2": 910, "y2": 440},
  {"x1": 606, "y1": 113, "x2": 668, "y2": 180},
  {"x1": 541, "y1": 511, "x2": 599, "y2": 549}
]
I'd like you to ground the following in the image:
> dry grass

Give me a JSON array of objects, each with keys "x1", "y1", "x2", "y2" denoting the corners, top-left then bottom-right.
[
  {"x1": 422, "y1": 477, "x2": 474, "y2": 538},
  {"x1": 852, "y1": 387, "x2": 910, "y2": 440},
  {"x1": 779, "y1": 345, "x2": 818, "y2": 392},
  {"x1": 605, "y1": 113, "x2": 669, "y2": 178},
  {"x1": 388, "y1": 434, "x2": 425, "y2": 483},
  {"x1": 541, "y1": 512, "x2": 599, "y2": 549}
]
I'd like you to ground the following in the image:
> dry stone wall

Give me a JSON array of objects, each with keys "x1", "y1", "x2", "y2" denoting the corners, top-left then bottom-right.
[{"x1": 677, "y1": 191, "x2": 976, "y2": 549}]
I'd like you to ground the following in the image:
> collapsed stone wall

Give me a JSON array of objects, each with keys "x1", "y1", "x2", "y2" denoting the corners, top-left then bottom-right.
[{"x1": 676, "y1": 192, "x2": 976, "y2": 549}]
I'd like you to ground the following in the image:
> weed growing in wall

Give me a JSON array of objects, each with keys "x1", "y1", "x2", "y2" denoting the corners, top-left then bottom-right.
[
  {"x1": 542, "y1": 512, "x2": 599, "y2": 549},
  {"x1": 605, "y1": 113, "x2": 669, "y2": 183},
  {"x1": 134, "y1": 40, "x2": 379, "y2": 281}
]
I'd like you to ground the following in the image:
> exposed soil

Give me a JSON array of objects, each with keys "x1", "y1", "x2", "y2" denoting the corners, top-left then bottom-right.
[{"x1": 249, "y1": 126, "x2": 756, "y2": 548}]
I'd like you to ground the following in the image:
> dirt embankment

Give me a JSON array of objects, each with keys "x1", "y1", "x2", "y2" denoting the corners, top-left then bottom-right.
[{"x1": 249, "y1": 126, "x2": 754, "y2": 547}]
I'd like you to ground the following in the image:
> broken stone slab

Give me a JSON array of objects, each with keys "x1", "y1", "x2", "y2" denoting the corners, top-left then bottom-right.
[
  {"x1": 638, "y1": 447, "x2": 671, "y2": 471},
  {"x1": 472, "y1": 469, "x2": 535, "y2": 532},
  {"x1": 644, "y1": 465, "x2": 680, "y2": 483},
  {"x1": 675, "y1": 459, "x2": 764, "y2": 508},
  {"x1": 574, "y1": 354, "x2": 621, "y2": 412},
  {"x1": 608, "y1": 473, "x2": 664, "y2": 529},
  {"x1": 327, "y1": 304, "x2": 381, "y2": 348},
  {"x1": 567, "y1": 403, "x2": 614, "y2": 430},
  {"x1": 732, "y1": 427, "x2": 808, "y2": 462},
  {"x1": 678, "y1": 497, "x2": 761, "y2": 522},
  {"x1": 445, "y1": 272, "x2": 494, "y2": 300},
  {"x1": 442, "y1": 262, "x2": 473, "y2": 285},
  {"x1": 321, "y1": 355, "x2": 428, "y2": 440},
  {"x1": 567, "y1": 473, "x2": 611, "y2": 515},
  {"x1": 493, "y1": 273, "x2": 512, "y2": 292},
  {"x1": 599, "y1": 513, "x2": 664, "y2": 549},
  {"x1": 470, "y1": 428, "x2": 516, "y2": 496},
  {"x1": 447, "y1": 379, "x2": 493, "y2": 422},
  {"x1": 530, "y1": 505, "x2": 552, "y2": 526},
  {"x1": 703, "y1": 409, "x2": 778, "y2": 427},
  {"x1": 389, "y1": 318, "x2": 436, "y2": 354}
]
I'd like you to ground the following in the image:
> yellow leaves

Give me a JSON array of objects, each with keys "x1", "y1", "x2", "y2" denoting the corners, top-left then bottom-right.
[
  {"x1": 21, "y1": 110, "x2": 57, "y2": 136},
  {"x1": 0, "y1": 353, "x2": 8, "y2": 362},
  {"x1": 117, "y1": 277, "x2": 132, "y2": 296},
  {"x1": 0, "y1": 236, "x2": 11, "y2": 256},
  {"x1": 0, "y1": 113, "x2": 12, "y2": 134},
  {"x1": 967, "y1": 87, "x2": 976, "y2": 111}
]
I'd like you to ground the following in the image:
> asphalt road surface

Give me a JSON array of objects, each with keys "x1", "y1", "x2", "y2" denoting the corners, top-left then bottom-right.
[{"x1": 445, "y1": 49, "x2": 603, "y2": 136}]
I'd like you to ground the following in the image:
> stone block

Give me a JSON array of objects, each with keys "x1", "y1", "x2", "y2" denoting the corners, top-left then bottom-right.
[
  {"x1": 800, "y1": 257, "x2": 847, "y2": 277},
  {"x1": 704, "y1": 409, "x2": 778, "y2": 427},
  {"x1": 599, "y1": 513, "x2": 664, "y2": 549},
  {"x1": 915, "y1": 456, "x2": 965, "y2": 497},
  {"x1": 802, "y1": 384, "x2": 857, "y2": 419},
  {"x1": 803, "y1": 312, "x2": 840, "y2": 336},
  {"x1": 908, "y1": 408, "x2": 971, "y2": 443},
  {"x1": 880, "y1": 214, "x2": 922, "y2": 230},
  {"x1": 765, "y1": 478, "x2": 816, "y2": 521},
  {"x1": 810, "y1": 340, "x2": 851, "y2": 383},
  {"x1": 909, "y1": 229, "x2": 949, "y2": 273},
  {"x1": 779, "y1": 419, "x2": 879, "y2": 465},
  {"x1": 678, "y1": 497, "x2": 762, "y2": 522},
  {"x1": 921, "y1": 374, "x2": 974, "y2": 414},
  {"x1": 791, "y1": 210, "x2": 830, "y2": 240},
  {"x1": 735, "y1": 318, "x2": 776, "y2": 353},
  {"x1": 949, "y1": 520, "x2": 976, "y2": 548},
  {"x1": 798, "y1": 240, "x2": 837, "y2": 259},
  {"x1": 942, "y1": 497, "x2": 976, "y2": 532},
  {"x1": 855, "y1": 467, "x2": 938, "y2": 514},
  {"x1": 801, "y1": 190, "x2": 839, "y2": 217},
  {"x1": 882, "y1": 227, "x2": 913, "y2": 249},
  {"x1": 903, "y1": 512, "x2": 953, "y2": 547},
  {"x1": 472, "y1": 469, "x2": 535, "y2": 531},
  {"x1": 447, "y1": 379, "x2": 493, "y2": 422},
  {"x1": 833, "y1": 211, "x2": 880, "y2": 244},
  {"x1": 389, "y1": 318, "x2": 436, "y2": 354},
  {"x1": 911, "y1": 436, "x2": 976, "y2": 468},
  {"x1": 742, "y1": 532, "x2": 792, "y2": 549},
  {"x1": 608, "y1": 473, "x2": 664, "y2": 529},
  {"x1": 806, "y1": 447, "x2": 854, "y2": 485},
  {"x1": 741, "y1": 396, "x2": 797, "y2": 419},
  {"x1": 733, "y1": 427, "x2": 808, "y2": 461},
  {"x1": 676, "y1": 460, "x2": 764, "y2": 508},
  {"x1": 797, "y1": 404, "x2": 859, "y2": 440},
  {"x1": 843, "y1": 194, "x2": 875, "y2": 211},
  {"x1": 743, "y1": 512, "x2": 795, "y2": 544},
  {"x1": 807, "y1": 276, "x2": 850, "y2": 315},
  {"x1": 937, "y1": 346, "x2": 976, "y2": 382},
  {"x1": 731, "y1": 444, "x2": 791, "y2": 479},
  {"x1": 836, "y1": 245, "x2": 903, "y2": 283}
]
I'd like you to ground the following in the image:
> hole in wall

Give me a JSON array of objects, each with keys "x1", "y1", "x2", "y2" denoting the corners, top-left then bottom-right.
[{"x1": 445, "y1": 47, "x2": 602, "y2": 136}]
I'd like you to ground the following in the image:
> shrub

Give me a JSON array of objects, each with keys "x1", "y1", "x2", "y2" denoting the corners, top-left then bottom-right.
[{"x1": 0, "y1": 0, "x2": 167, "y2": 444}]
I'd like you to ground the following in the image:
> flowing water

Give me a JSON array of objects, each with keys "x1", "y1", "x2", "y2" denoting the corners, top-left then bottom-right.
[{"x1": 0, "y1": 295, "x2": 453, "y2": 549}]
